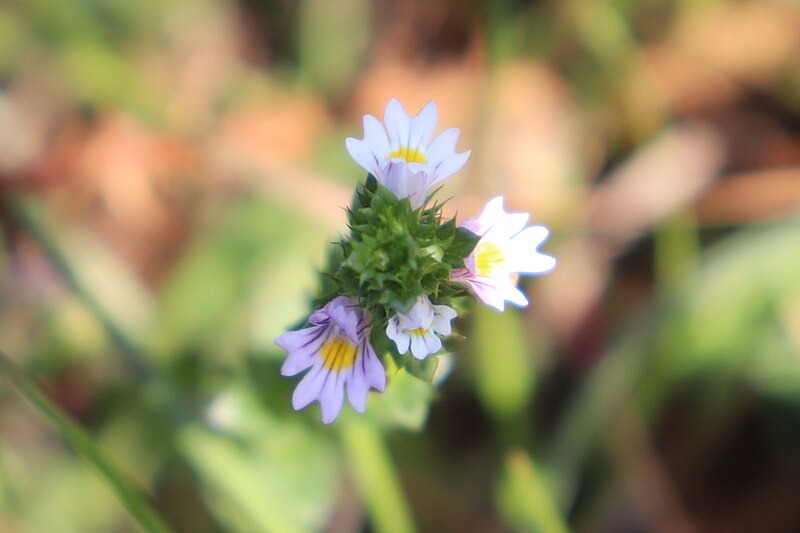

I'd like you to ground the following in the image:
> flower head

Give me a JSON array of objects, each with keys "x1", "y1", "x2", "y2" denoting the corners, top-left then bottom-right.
[
  {"x1": 386, "y1": 296, "x2": 457, "y2": 360},
  {"x1": 345, "y1": 98, "x2": 470, "y2": 208},
  {"x1": 452, "y1": 197, "x2": 556, "y2": 312},
  {"x1": 275, "y1": 296, "x2": 386, "y2": 423}
]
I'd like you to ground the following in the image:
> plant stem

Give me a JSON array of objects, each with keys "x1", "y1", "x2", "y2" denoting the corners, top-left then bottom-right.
[
  {"x1": 340, "y1": 419, "x2": 416, "y2": 533},
  {"x1": 503, "y1": 450, "x2": 571, "y2": 533}
]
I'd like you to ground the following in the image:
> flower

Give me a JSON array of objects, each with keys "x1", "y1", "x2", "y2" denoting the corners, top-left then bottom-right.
[
  {"x1": 345, "y1": 98, "x2": 471, "y2": 208},
  {"x1": 386, "y1": 296, "x2": 457, "y2": 360},
  {"x1": 275, "y1": 296, "x2": 386, "y2": 423},
  {"x1": 452, "y1": 196, "x2": 556, "y2": 312}
]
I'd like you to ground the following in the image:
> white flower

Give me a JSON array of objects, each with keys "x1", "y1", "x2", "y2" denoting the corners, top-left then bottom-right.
[
  {"x1": 275, "y1": 296, "x2": 386, "y2": 423},
  {"x1": 386, "y1": 296, "x2": 457, "y2": 359},
  {"x1": 452, "y1": 196, "x2": 556, "y2": 312},
  {"x1": 346, "y1": 98, "x2": 470, "y2": 208}
]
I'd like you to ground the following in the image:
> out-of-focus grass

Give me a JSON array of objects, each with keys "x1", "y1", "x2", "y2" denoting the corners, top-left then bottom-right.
[{"x1": 1, "y1": 0, "x2": 800, "y2": 532}]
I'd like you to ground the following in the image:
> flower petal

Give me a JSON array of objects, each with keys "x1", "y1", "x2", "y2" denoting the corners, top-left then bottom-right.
[
  {"x1": 409, "y1": 334, "x2": 428, "y2": 359},
  {"x1": 386, "y1": 316, "x2": 411, "y2": 354},
  {"x1": 328, "y1": 300, "x2": 360, "y2": 342},
  {"x1": 507, "y1": 226, "x2": 557, "y2": 273},
  {"x1": 459, "y1": 218, "x2": 483, "y2": 235},
  {"x1": 386, "y1": 315, "x2": 400, "y2": 341},
  {"x1": 426, "y1": 128, "x2": 459, "y2": 166},
  {"x1": 277, "y1": 325, "x2": 329, "y2": 376},
  {"x1": 363, "y1": 114, "x2": 390, "y2": 160},
  {"x1": 292, "y1": 363, "x2": 326, "y2": 409},
  {"x1": 461, "y1": 196, "x2": 504, "y2": 236},
  {"x1": 461, "y1": 275, "x2": 508, "y2": 312},
  {"x1": 429, "y1": 150, "x2": 471, "y2": 186},
  {"x1": 362, "y1": 340, "x2": 387, "y2": 391},
  {"x1": 346, "y1": 354, "x2": 369, "y2": 413},
  {"x1": 384, "y1": 98, "x2": 411, "y2": 151},
  {"x1": 501, "y1": 281, "x2": 529, "y2": 308},
  {"x1": 319, "y1": 371, "x2": 345, "y2": 424},
  {"x1": 431, "y1": 305, "x2": 457, "y2": 335},
  {"x1": 408, "y1": 100, "x2": 438, "y2": 151},
  {"x1": 345, "y1": 137, "x2": 382, "y2": 177},
  {"x1": 483, "y1": 209, "x2": 529, "y2": 241},
  {"x1": 381, "y1": 161, "x2": 427, "y2": 207},
  {"x1": 398, "y1": 296, "x2": 435, "y2": 330},
  {"x1": 420, "y1": 331, "x2": 442, "y2": 357}
]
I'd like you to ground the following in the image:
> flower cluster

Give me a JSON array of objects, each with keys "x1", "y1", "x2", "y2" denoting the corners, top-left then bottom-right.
[{"x1": 275, "y1": 98, "x2": 556, "y2": 423}]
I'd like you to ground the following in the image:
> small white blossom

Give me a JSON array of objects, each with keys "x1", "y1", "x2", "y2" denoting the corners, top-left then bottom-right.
[
  {"x1": 346, "y1": 98, "x2": 470, "y2": 208},
  {"x1": 452, "y1": 197, "x2": 556, "y2": 312},
  {"x1": 386, "y1": 296, "x2": 457, "y2": 359}
]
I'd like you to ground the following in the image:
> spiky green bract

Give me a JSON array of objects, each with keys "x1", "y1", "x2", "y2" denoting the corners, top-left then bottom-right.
[
  {"x1": 313, "y1": 175, "x2": 479, "y2": 382},
  {"x1": 337, "y1": 176, "x2": 478, "y2": 311}
]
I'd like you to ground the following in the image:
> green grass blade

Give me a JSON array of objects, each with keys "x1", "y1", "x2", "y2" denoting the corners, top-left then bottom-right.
[
  {"x1": 499, "y1": 450, "x2": 571, "y2": 533},
  {"x1": 0, "y1": 351, "x2": 172, "y2": 533},
  {"x1": 340, "y1": 419, "x2": 417, "y2": 533}
]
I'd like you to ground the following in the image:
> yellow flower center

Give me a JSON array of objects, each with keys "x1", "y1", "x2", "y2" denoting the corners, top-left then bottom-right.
[
  {"x1": 474, "y1": 241, "x2": 507, "y2": 276},
  {"x1": 388, "y1": 146, "x2": 427, "y2": 164},
  {"x1": 320, "y1": 336, "x2": 357, "y2": 372},
  {"x1": 408, "y1": 327, "x2": 427, "y2": 337}
]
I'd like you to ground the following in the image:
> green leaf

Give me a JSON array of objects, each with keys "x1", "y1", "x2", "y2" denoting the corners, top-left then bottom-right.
[
  {"x1": 449, "y1": 227, "x2": 480, "y2": 261},
  {"x1": 549, "y1": 217, "x2": 800, "y2": 509},
  {"x1": 181, "y1": 388, "x2": 338, "y2": 533},
  {"x1": 366, "y1": 356, "x2": 433, "y2": 430},
  {"x1": 402, "y1": 355, "x2": 440, "y2": 384},
  {"x1": 472, "y1": 304, "x2": 536, "y2": 419}
]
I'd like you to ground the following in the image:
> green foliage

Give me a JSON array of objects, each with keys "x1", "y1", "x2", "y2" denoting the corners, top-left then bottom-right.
[
  {"x1": 498, "y1": 451, "x2": 570, "y2": 533},
  {"x1": 365, "y1": 358, "x2": 434, "y2": 431},
  {"x1": 549, "y1": 217, "x2": 800, "y2": 516},
  {"x1": 472, "y1": 303, "x2": 536, "y2": 419},
  {"x1": 181, "y1": 388, "x2": 339, "y2": 533},
  {"x1": 7, "y1": 1, "x2": 800, "y2": 531},
  {"x1": 330, "y1": 175, "x2": 478, "y2": 316},
  {"x1": 311, "y1": 175, "x2": 479, "y2": 383},
  {"x1": 0, "y1": 351, "x2": 171, "y2": 533}
]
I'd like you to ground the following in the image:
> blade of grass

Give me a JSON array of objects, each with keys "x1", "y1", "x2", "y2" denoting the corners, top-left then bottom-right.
[
  {"x1": 7, "y1": 196, "x2": 152, "y2": 379},
  {"x1": 654, "y1": 208, "x2": 700, "y2": 291},
  {"x1": 499, "y1": 450, "x2": 571, "y2": 533},
  {"x1": 0, "y1": 350, "x2": 172, "y2": 533},
  {"x1": 340, "y1": 418, "x2": 416, "y2": 533}
]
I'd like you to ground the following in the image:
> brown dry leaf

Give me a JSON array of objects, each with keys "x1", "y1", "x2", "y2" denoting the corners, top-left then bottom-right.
[
  {"x1": 72, "y1": 113, "x2": 197, "y2": 284},
  {"x1": 634, "y1": 45, "x2": 741, "y2": 117},
  {"x1": 0, "y1": 69, "x2": 73, "y2": 180},
  {"x1": 588, "y1": 124, "x2": 724, "y2": 247},
  {"x1": 466, "y1": 60, "x2": 585, "y2": 226},
  {"x1": 696, "y1": 168, "x2": 800, "y2": 225},
  {"x1": 155, "y1": 1, "x2": 242, "y2": 132},
  {"x1": 209, "y1": 91, "x2": 349, "y2": 229},
  {"x1": 218, "y1": 90, "x2": 332, "y2": 164},
  {"x1": 536, "y1": 236, "x2": 610, "y2": 347},
  {"x1": 671, "y1": 1, "x2": 800, "y2": 88},
  {"x1": 539, "y1": 124, "x2": 725, "y2": 343}
]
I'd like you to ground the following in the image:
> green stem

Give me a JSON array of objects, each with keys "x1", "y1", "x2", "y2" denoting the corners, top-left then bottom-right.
[
  {"x1": 340, "y1": 419, "x2": 416, "y2": 533},
  {"x1": 654, "y1": 208, "x2": 699, "y2": 291},
  {"x1": 0, "y1": 351, "x2": 172, "y2": 533},
  {"x1": 503, "y1": 450, "x2": 571, "y2": 533}
]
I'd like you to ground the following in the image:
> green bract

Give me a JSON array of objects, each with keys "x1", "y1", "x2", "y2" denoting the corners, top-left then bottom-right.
[
  {"x1": 341, "y1": 175, "x2": 478, "y2": 311},
  {"x1": 315, "y1": 175, "x2": 479, "y2": 375}
]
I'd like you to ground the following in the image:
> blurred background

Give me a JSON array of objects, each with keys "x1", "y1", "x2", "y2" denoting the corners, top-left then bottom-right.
[{"x1": 1, "y1": 0, "x2": 800, "y2": 531}]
